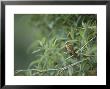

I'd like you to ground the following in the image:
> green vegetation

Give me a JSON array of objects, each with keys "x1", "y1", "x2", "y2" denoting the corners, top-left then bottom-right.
[{"x1": 15, "y1": 14, "x2": 97, "y2": 76}]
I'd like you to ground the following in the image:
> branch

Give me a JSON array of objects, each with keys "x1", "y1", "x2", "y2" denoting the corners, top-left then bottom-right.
[
  {"x1": 76, "y1": 36, "x2": 96, "y2": 53},
  {"x1": 16, "y1": 59, "x2": 89, "y2": 76},
  {"x1": 57, "y1": 59, "x2": 88, "y2": 75},
  {"x1": 60, "y1": 59, "x2": 87, "y2": 71},
  {"x1": 15, "y1": 68, "x2": 58, "y2": 74}
]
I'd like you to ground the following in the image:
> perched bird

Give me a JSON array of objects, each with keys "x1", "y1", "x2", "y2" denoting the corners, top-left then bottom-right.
[{"x1": 65, "y1": 41, "x2": 77, "y2": 57}]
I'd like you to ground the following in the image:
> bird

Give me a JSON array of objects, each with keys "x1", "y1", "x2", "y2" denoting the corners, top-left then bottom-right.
[{"x1": 65, "y1": 41, "x2": 77, "y2": 57}]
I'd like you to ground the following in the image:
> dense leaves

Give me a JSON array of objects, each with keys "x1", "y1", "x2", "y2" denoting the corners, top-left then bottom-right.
[{"x1": 15, "y1": 14, "x2": 97, "y2": 76}]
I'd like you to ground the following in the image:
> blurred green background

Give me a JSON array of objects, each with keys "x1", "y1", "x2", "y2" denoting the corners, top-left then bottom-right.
[{"x1": 14, "y1": 14, "x2": 97, "y2": 76}]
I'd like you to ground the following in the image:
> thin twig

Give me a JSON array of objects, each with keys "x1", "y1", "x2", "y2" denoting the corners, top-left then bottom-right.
[
  {"x1": 82, "y1": 54, "x2": 96, "y2": 57},
  {"x1": 65, "y1": 55, "x2": 74, "y2": 60},
  {"x1": 15, "y1": 68, "x2": 58, "y2": 74},
  {"x1": 76, "y1": 36, "x2": 96, "y2": 53},
  {"x1": 78, "y1": 26, "x2": 96, "y2": 30},
  {"x1": 57, "y1": 59, "x2": 88, "y2": 75},
  {"x1": 60, "y1": 59, "x2": 87, "y2": 71}
]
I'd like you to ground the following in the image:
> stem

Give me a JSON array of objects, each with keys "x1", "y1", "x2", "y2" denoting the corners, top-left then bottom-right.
[
  {"x1": 76, "y1": 36, "x2": 96, "y2": 53},
  {"x1": 65, "y1": 55, "x2": 74, "y2": 60},
  {"x1": 57, "y1": 59, "x2": 88, "y2": 75},
  {"x1": 60, "y1": 59, "x2": 87, "y2": 71},
  {"x1": 15, "y1": 68, "x2": 58, "y2": 74}
]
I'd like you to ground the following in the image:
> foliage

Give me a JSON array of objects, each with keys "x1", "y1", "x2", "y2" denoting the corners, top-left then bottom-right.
[{"x1": 15, "y1": 14, "x2": 97, "y2": 76}]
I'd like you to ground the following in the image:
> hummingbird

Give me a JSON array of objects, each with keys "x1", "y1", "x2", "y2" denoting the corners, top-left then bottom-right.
[{"x1": 65, "y1": 41, "x2": 77, "y2": 57}]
